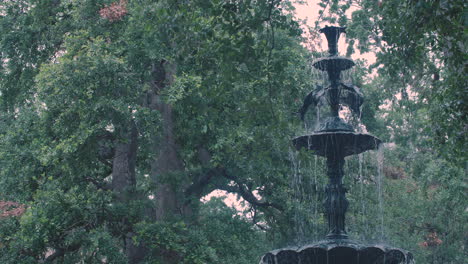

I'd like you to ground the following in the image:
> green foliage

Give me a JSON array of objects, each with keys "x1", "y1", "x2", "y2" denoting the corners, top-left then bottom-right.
[
  {"x1": 343, "y1": 0, "x2": 466, "y2": 164},
  {"x1": 135, "y1": 198, "x2": 269, "y2": 264},
  {"x1": 0, "y1": 0, "x2": 311, "y2": 262},
  {"x1": 1, "y1": 185, "x2": 127, "y2": 264}
]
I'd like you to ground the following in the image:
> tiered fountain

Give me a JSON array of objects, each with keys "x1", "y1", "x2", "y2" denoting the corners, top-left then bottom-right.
[{"x1": 260, "y1": 26, "x2": 414, "y2": 264}]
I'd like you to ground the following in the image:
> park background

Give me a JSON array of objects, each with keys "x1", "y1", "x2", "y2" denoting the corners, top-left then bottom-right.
[{"x1": 0, "y1": 0, "x2": 466, "y2": 263}]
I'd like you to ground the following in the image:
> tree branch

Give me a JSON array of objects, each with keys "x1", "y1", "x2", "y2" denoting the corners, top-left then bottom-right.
[
  {"x1": 83, "y1": 176, "x2": 111, "y2": 191},
  {"x1": 185, "y1": 166, "x2": 283, "y2": 211},
  {"x1": 219, "y1": 180, "x2": 283, "y2": 211},
  {"x1": 43, "y1": 244, "x2": 80, "y2": 263},
  {"x1": 184, "y1": 167, "x2": 221, "y2": 199}
]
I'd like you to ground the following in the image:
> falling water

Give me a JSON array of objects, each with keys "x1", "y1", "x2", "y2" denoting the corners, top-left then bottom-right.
[
  {"x1": 363, "y1": 151, "x2": 371, "y2": 238},
  {"x1": 340, "y1": 68, "x2": 354, "y2": 84},
  {"x1": 335, "y1": 30, "x2": 339, "y2": 55},
  {"x1": 304, "y1": 114, "x2": 309, "y2": 132},
  {"x1": 303, "y1": 157, "x2": 318, "y2": 241},
  {"x1": 307, "y1": 159, "x2": 314, "y2": 240},
  {"x1": 313, "y1": 155, "x2": 318, "y2": 239},
  {"x1": 310, "y1": 65, "x2": 330, "y2": 88},
  {"x1": 289, "y1": 148, "x2": 303, "y2": 243},
  {"x1": 357, "y1": 105, "x2": 363, "y2": 132},
  {"x1": 315, "y1": 106, "x2": 321, "y2": 131},
  {"x1": 358, "y1": 153, "x2": 366, "y2": 240},
  {"x1": 310, "y1": 63, "x2": 328, "y2": 86},
  {"x1": 376, "y1": 145, "x2": 385, "y2": 241}
]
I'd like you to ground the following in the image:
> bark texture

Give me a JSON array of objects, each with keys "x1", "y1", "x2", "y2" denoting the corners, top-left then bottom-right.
[
  {"x1": 146, "y1": 61, "x2": 186, "y2": 263},
  {"x1": 111, "y1": 122, "x2": 145, "y2": 264},
  {"x1": 147, "y1": 61, "x2": 186, "y2": 221}
]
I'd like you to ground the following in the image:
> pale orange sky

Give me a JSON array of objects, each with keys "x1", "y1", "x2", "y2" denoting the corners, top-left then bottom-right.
[{"x1": 294, "y1": 0, "x2": 377, "y2": 65}]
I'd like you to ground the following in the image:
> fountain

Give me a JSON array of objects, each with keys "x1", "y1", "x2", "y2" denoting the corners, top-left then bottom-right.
[{"x1": 260, "y1": 26, "x2": 414, "y2": 264}]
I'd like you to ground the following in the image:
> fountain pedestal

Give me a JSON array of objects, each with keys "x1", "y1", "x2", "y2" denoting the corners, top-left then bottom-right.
[{"x1": 324, "y1": 156, "x2": 348, "y2": 239}]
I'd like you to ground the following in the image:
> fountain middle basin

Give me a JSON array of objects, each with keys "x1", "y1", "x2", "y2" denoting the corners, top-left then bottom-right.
[{"x1": 292, "y1": 132, "x2": 381, "y2": 157}]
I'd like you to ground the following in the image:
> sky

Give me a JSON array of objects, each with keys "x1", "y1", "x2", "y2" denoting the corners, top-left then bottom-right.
[{"x1": 294, "y1": 0, "x2": 377, "y2": 64}]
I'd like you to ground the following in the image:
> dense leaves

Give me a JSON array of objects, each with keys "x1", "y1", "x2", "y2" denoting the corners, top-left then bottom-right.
[{"x1": 1, "y1": 0, "x2": 308, "y2": 263}]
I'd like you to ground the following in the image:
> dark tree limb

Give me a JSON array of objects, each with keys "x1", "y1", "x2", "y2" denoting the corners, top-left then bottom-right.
[
  {"x1": 98, "y1": 156, "x2": 113, "y2": 168},
  {"x1": 250, "y1": 205, "x2": 269, "y2": 231},
  {"x1": 184, "y1": 168, "x2": 221, "y2": 199},
  {"x1": 218, "y1": 179, "x2": 283, "y2": 211},
  {"x1": 43, "y1": 244, "x2": 81, "y2": 263},
  {"x1": 83, "y1": 176, "x2": 111, "y2": 191},
  {"x1": 185, "y1": 166, "x2": 283, "y2": 211}
]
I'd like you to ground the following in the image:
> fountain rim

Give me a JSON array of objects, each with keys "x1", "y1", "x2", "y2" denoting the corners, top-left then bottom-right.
[
  {"x1": 262, "y1": 238, "x2": 414, "y2": 264},
  {"x1": 292, "y1": 131, "x2": 383, "y2": 157},
  {"x1": 312, "y1": 56, "x2": 356, "y2": 72},
  {"x1": 266, "y1": 238, "x2": 412, "y2": 253}
]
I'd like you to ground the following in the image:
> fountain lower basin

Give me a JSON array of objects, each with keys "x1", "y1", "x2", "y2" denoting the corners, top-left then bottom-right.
[{"x1": 260, "y1": 239, "x2": 414, "y2": 264}]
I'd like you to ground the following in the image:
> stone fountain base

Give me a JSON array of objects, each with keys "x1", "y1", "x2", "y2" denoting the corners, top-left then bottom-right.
[{"x1": 260, "y1": 239, "x2": 414, "y2": 264}]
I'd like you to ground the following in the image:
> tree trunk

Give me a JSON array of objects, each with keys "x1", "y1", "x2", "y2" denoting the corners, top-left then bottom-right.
[
  {"x1": 111, "y1": 122, "x2": 145, "y2": 264},
  {"x1": 151, "y1": 101, "x2": 185, "y2": 220},
  {"x1": 147, "y1": 61, "x2": 186, "y2": 221},
  {"x1": 146, "y1": 61, "x2": 188, "y2": 263},
  {"x1": 112, "y1": 123, "x2": 137, "y2": 197}
]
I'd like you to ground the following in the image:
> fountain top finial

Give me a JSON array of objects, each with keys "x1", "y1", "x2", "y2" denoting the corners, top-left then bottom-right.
[{"x1": 320, "y1": 26, "x2": 346, "y2": 56}]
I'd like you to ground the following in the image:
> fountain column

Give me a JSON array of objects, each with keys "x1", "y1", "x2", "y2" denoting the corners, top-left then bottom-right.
[
  {"x1": 320, "y1": 26, "x2": 350, "y2": 239},
  {"x1": 324, "y1": 155, "x2": 348, "y2": 239}
]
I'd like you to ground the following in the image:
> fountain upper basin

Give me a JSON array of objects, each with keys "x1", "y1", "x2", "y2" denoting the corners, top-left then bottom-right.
[{"x1": 312, "y1": 56, "x2": 355, "y2": 72}]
